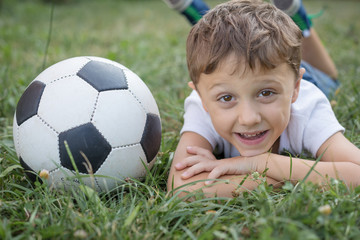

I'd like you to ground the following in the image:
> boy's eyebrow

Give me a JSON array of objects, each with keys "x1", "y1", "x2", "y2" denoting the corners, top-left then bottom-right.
[
  {"x1": 258, "y1": 79, "x2": 284, "y2": 84},
  {"x1": 210, "y1": 78, "x2": 284, "y2": 87},
  {"x1": 252, "y1": 79, "x2": 289, "y2": 90},
  {"x1": 205, "y1": 78, "x2": 288, "y2": 94},
  {"x1": 207, "y1": 82, "x2": 229, "y2": 91}
]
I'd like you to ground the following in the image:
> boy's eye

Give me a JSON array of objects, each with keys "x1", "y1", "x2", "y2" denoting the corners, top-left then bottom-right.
[
  {"x1": 259, "y1": 90, "x2": 274, "y2": 97},
  {"x1": 219, "y1": 95, "x2": 233, "y2": 102}
]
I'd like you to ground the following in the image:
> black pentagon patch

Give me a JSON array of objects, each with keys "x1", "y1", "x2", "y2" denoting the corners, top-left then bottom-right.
[
  {"x1": 59, "y1": 123, "x2": 111, "y2": 174},
  {"x1": 20, "y1": 157, "x2": 43, "y2": 184},
  {"x1": 16, "y1": 81, "x2": 46, "y2": 126},
  {"x1": 77, "y1": 60, "x2": 128, "y2": 91},
  {"x1": 140, "y1": 113, "x2": 162, "y2": 163}
]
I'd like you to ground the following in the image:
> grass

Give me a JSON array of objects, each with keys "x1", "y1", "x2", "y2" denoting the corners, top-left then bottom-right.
[{"x1": 0, "y1": 0, "x2": 360, "y2": 239}]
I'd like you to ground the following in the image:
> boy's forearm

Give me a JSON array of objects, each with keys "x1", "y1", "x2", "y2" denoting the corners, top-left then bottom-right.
[
  {"x1": 168, "y1": 171, "x2": 281, "y2": 198},
  {"x1": 256, "y1": 153, "x2": 360, "y2": 187}
]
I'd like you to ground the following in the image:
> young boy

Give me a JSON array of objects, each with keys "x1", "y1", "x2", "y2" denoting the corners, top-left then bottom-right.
[{"x1": 167, "y1": 0, "x2": 360, "y2": 198}]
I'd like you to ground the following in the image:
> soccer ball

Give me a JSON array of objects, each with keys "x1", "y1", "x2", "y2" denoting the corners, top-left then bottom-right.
[{"x1": 13, "y1": 56, "x2": 162, "y2": 192}]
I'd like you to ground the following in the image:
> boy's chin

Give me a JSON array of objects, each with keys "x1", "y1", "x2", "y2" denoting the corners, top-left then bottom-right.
[
  {"x1": 238, "y1": 148, "x2": 271, "y2": 157},
  {"x1": 236, "y1": 137, "x2": 280, "y2": 157}
]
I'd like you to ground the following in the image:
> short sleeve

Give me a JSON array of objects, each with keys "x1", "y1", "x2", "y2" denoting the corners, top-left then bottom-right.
[{"x1": 280, "y1": 81, "x2": 344, "y2": 157}]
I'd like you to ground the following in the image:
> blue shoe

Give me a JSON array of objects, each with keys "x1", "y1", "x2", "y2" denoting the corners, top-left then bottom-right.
[
  {"x1": 163, "y1": 0, "x2": 209, "y2": 25},
  {"x1": 271, "y1": 0, "x2": 312, "y2": 37}
]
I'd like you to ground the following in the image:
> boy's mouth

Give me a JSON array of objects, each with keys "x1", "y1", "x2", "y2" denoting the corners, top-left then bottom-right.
[
  {"x1": 235, "y1": 130, "x2": 269, "y2": 145},
  {"x1": 239, "y1": 131, "x2": 267, "y2": 139}
]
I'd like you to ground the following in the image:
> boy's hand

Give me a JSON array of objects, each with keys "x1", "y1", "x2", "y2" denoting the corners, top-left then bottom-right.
[{"x1": 175, "y1": 146, "x2": 258, "y2": 185}]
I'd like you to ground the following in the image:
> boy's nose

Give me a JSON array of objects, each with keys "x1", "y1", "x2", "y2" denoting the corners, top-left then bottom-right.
[{"x1": 237, "y1": 101, "x2": 261, "y2": 126}]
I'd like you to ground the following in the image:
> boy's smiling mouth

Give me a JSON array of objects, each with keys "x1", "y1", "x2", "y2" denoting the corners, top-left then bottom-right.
[{"x1": 234, "y1": 130, "x2": 269, "y2": 145}]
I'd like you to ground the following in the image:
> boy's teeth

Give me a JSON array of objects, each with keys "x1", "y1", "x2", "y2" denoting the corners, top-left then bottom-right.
[
  {"x1": 240, "y1": 131, "x2": 265, "y2": 138},
  {"x1": 242, "y1": 133, "x2": 259, "y2": 137},
  {"x1": 243, "y1": 133, "x2": 258, "y2": 137}
]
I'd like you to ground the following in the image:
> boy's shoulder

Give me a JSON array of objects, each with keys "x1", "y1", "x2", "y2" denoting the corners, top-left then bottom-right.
[
  {"x1": 291, "y1": 80, "x2": 332, "y2": 117},
  {"x1": 283, "y1": 80, "x2": 344, "y2": 157}
]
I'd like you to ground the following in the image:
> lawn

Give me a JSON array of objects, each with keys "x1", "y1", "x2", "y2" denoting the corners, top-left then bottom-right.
[{"x1": 1, "y1": 0, "x2": 360, "y2": 239}]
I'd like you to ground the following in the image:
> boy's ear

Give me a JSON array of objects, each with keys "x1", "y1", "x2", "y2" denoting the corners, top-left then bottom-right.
[
  {"x1": 291, "y1": 68, "x2": 305, "y2": 103},
  {"x1": 188, "y1": 81, "x2": 196, "y2": 90},
  {"x1": 188, "y1": 81, "x2": 208, "y2": 112}
]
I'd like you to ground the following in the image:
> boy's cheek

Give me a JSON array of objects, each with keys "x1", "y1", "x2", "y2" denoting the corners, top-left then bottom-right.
[{"x1": 201, "y1": 102, "x2": 208, "y2": 112}]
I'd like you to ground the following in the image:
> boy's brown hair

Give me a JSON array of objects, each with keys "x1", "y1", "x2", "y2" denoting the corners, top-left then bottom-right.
[{"x1": 186, "y1": 0, "x2": 303, "y2": 85}]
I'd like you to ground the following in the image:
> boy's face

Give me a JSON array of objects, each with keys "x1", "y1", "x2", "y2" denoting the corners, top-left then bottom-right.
[{"x1": 194, "y1": 55, "x2": 301, "y2": 157}]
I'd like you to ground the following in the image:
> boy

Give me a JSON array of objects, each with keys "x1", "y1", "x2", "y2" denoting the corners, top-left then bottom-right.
[{"x1": 167, "y1": 0, "x2": 360, "y2": 198}]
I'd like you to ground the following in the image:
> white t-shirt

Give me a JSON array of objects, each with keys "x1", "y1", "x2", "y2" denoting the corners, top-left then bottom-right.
[{"x1": 180, "y1": 80, "x2": 345, "y2": 158}]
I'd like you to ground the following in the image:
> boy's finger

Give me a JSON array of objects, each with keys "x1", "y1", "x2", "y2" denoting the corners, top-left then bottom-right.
[
  {"x1": 181, "y1": 161, "x2": 218, "y2": 179},
  {"x1": 187, "y1": 146, "x2": 215, "y2": 159},
  {"x1": 175, "y1": 158, "x2": 198, "y2": 169},
  {"x1": 181, "y1": 166, "x2": 204, "y2": 179},
  {"x1": 174, "y1": 162, "x2": 186, "y2": 170},
  {"x1": 174, "y1": 155, "x2": 205, "y2": 170},
  {"x1": 206, "y1": 167, "x2": 223, "y2": 184}
]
